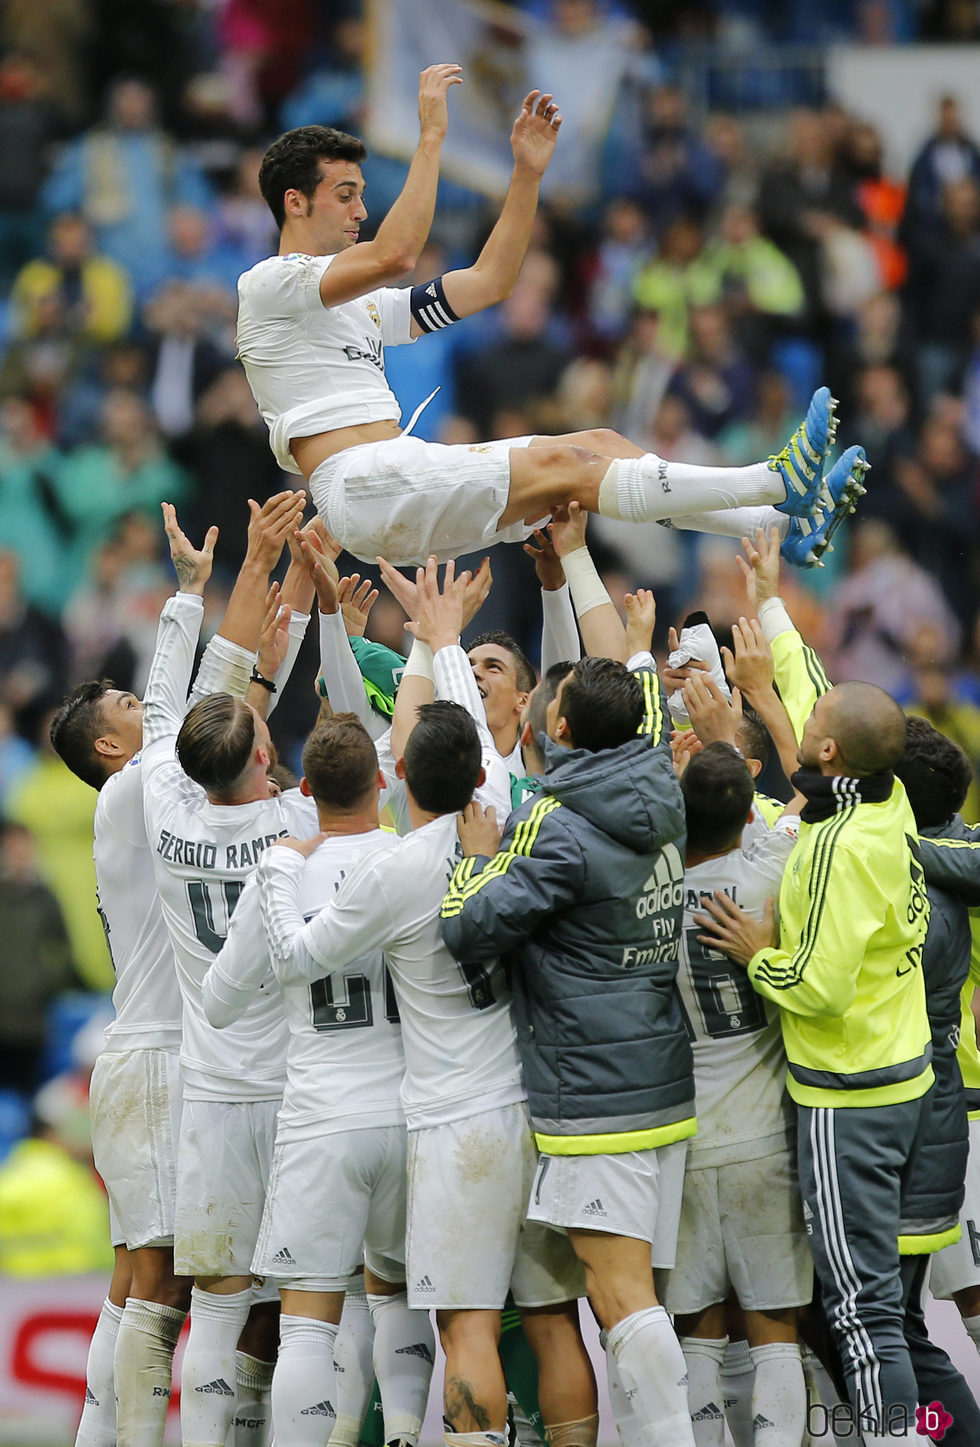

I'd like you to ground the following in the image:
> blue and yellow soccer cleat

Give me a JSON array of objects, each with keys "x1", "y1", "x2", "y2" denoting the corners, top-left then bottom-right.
[
  {"x1": 780, "y1": 445, "x2": 869, "y2": 568},
  {"x1": 770, "y1": 386, "x2": 839, "y2": 517}
]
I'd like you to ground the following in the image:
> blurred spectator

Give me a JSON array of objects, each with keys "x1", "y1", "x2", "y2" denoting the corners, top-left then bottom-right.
[
  {"x1": 893, "y1": 410, "x2": 979, "y2": 623},
  {"x1": 718, "y1": 368, "x2": 798, "y2": 463},
  {"x1": 757, "y1": 108, "x2": 864, "y2": 334},
  {"x1": 610, "y1": 309, "x2": 676, "y2": 439},
  {"x1": 704, "y1": 113, "x2": 759, "y2": 212},
  {"x1": 143, "y1": 280, "x2": 230, "y2": 439},
  {"x1": 0, "y1": 397, "x2": 74, "y2": 615},
  {"x1": 6, "y1": 712, "x2": 111, "y2": 990},
  {"x1": 579, "y1": 197, "x2": 650, "y2": 348},
  {"x1": 217, "y1": 0, "x2": 318, "y2": 131},
  {"x1": 0, "y1": 1071, "x2": 113, "y2": 1277},
  {"x1": 0, "y1": 821, "x2": 73, "y2": 1098},
  {"x1": 905, "y1": 94, "x2": 980, "y2": 233},
  {"x1": 280, "y1": 14, "x2": 366, "y2": 133},
  {"x1": 631, "y1": 83, "x2": 725, "y2": 232},
  {"x1": 56, "y1": 389, "x2": 191, "y2": 561},
  {"x1": 1, "y1": 1, "x2": 91, "y2": 126},
  {"x1": 215, "y1": 146, "x2": 278, "y2": 266},
  {"x1": 905, "y1": 177, "x2": 980, "y2": 402},
  {"x1": 62, "y1": 512, "x2": 170, "y2": 689},
  {"x1": 826, "y1": 518, "x2": 962, "y2": 693},
  {"x1": 42, "y1": 76, "x2": 211, "y2": 300},
  {"x1": 10, "y1": 212, "x2": 132, "y2": 345},
  {"x1": 848, "y1": 363, "x2": 916, "y2": 520},
  {"x1": 0, "y1": 55, "x2": 58, "y2": 288},
  {"x1": 455, "y1": 278, "x2": 568, "y2": 436},
  {"x1": 667, "y1": 304, "x2": 756, "y2": 438},
  {"x1": 841, "y1": 119, "x2": 907, "y2": 291},
  {"x1": 0, "y1": 550, "x2": 69, "y2": 743},
  {"x1": 0, "y1": 703, "x2": 34, "y2": 808},
  {"x1": 906, "y1": 644, "x2": 980, "y2": 820},
  {"x1": 164, "y1": 202, "x2": 243, "y2": 299},
  {"x1": 632, "y1": 214, "x2": 716, "y2": 359},
  {"x1": 702, "y1": 203, "x2": 805, "y2": 357}
]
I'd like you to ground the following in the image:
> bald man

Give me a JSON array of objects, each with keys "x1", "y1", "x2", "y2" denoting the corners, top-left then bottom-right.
[{"x1": 697, "y1": 531, "x2": 934, "y2": 1446}]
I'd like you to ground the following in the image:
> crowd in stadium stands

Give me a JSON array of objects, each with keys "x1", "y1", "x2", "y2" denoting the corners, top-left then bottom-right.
[{"x1": 4, "y1": 0, "x2": 980, "y2": 1214}]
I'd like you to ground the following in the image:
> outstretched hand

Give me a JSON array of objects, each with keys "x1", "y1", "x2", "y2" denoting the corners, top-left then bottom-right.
[
  {"x1": 624, "y1": 588, "x2": 656, "y2": 657},
  {"x1": 737, "y1": 527, "x2": 781, "y2": 609},
  {"x1": 511, "y1": 89, "x2": 562, "y2": 176},
  {"x1": 162, "y1": 503, "x2": 218, "y2": 597},
  {"x1": 457, "y1": 800, "x2": 502, "y2": 859},
  {"x1": 523, "y1": 527, "x2": 565, "y2": 592},
  {"x1": 722, "y1": 616, "x2": 775, "y2": 699},
  {"x1": 418, "y1": 63, "x2": 463, "y2": 143},
  {"x1": 246, "y1": 491, "x2": 307, "y2": 573},
  {"x1": 682, "y1": 670, "x2": 743, "y2": 748},
  {"x1": 694, "y1": 892, "x2": 777, "y2": 967}
]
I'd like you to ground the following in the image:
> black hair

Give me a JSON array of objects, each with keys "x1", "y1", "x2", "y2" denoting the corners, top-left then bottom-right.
[
  {"x1": 558, "y1": 656, "x2": 644, "y2": 752},
  {"x1": 259, "y1": 125, "x2": 367, "y2": 229},
  {"x1": 403, "y1": 700, "x2": 482, "y2": 814},
  {"x1": 682, "y1": 742, "x2": 755, "y2": 854},
  {"x1": 302, "y1": 713, "x2": 378, "y2": 810},
  {"x1": 467, "y1": 630, "x2": 536, "y2": 694},
  {"x1": 896, "y1": 714, "x2": 973, "y2": 830},
  {"x1": 736, "y1": 702, "x2": 770, "y2": 770},
  {"x1": 49, "y1": 680, "x2": 115, "y2": 790}
]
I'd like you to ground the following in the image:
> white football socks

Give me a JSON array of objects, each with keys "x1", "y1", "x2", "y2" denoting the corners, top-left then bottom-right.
[
  {"x1": 960, "y1": 1310, "x2": 980, "y2": 1353},
  {"x1": 180, "y1": 1285, "x2": 251, "y2": 1447},
  {"x1": 74, "y1": 1297, "x2": 123, "y2": 1447},
  {"x1": 606, "y1": 1306, "x2": 695, "y2": 1447},
  {"x1": 368, "y1": 1290, "x2": 435, "y2": 1445},
  {"x1": 113, "y1": 1296, "x2": 186, "y2": 1447},
  {"x1": 272, "y1": 1314, "x2": 339, "y2": 1446},
  {"x1": 234, "y1": 1349, "x2": 275, "y2": 1446},
  {"x1": 719, "y1": 1338, "x2": 755, "y2": 1447},
  {"x1": 679, "y1": 1337, "x2": 727, "y2": 1447},
  {"x1": 330, "y1": 1281, "x2": 376, "y2": 1447},
  {"x1": 749, "y1": 1342, "x2": 805, "y2": 1447},
  {"x1": 598, "y1": 458, "x2": 782, "y2": 525}
]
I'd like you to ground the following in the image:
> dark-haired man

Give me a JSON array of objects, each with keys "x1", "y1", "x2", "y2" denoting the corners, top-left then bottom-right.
[
  {"x1": 697, "y1": 528, "x2": 933, "y2": 1444},
  {"x1": 257, "y1": 687, "x2": 593, "y2": 1447},
  {"x1": 441, "y1": 637, "x2": 698, "y2": 1447},
  {"x1": 238, "y1": 69, "x2": 852, "y2": 569},
  {"x1": 665, "y1": 741, "x2": 809, "y2": 1445},
  {"x1": 50, "y1": 494, "x2": 303, "y2": 1447}
]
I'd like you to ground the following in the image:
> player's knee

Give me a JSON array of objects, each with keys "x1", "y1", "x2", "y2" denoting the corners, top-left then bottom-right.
[{"x1": 579, "y1": 427, "x2": 624, "y2": 454}]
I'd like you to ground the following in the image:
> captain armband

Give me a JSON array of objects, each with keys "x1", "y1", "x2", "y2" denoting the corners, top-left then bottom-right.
[{"x1": 410, "y1": 277, "x2": 460, "y2": 334}]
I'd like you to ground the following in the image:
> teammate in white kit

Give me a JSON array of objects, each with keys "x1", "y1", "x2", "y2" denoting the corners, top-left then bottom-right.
[
  {"x1": 200, "y1": 713, "x2": 436, "y2": 1447},
  {"x1": 258, "y1": 573, "x2": 595, "y2": 1447},
  {"x1": 139, "y1": 499, "x2": 328, "y2": 1447},
  {"x1": 236, "y1": 65, "x2": 853, "y2": 568},
  {"x1": 50, "y1": 498, "x2": 304, "y2": 1447},
  {"x1": 665, "y1": 742, "x2": 811, "y2": 1447}
]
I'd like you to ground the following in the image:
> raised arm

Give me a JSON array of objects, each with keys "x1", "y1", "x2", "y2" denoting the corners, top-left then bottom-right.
[
  {"x1": 317, "y1": 65, "x2": 462, "y2": 307},
  {"x1": 210, "y1": 491, "x2": 306, "y2": 654},
  {"x1": 142, "y1": 506, "x2": 216, "y2": 748},
  {"x1": 435, "y1": 90, "x2": 561, "y2": 323},
  {"x1": 723, "y1": 616, "x2": 801, "y2": 785},
  {"x1": 523, "y1": 525, "x2": 581, "y2": 673},
  {"x1": 550, "y1": 504, "x2": 627, "y2": 662},
  {"x1": 201, "y1": 876, "x2": 276, "y2": 1027}
]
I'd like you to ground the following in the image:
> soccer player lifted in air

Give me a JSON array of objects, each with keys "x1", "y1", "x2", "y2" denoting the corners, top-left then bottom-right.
[{"x1": 237, "y1": 65, "x2": 866, "y2": 571}]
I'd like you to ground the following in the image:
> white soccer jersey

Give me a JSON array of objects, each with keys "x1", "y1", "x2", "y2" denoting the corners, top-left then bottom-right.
[
  {"x1": 205, "y1": 830, "x2": 405, "y2": 1143},
  {"x1": 236, "y1": 252, "x2": 416, "y2": 474},
  {"x1": 259, "y1": 813, "x2": 525, "y2": 1132},
  {"x1": 96, "y1": 599, "x2": 256, "y2": 1054},
  {"x1": 679, "y1": 819, "x2": 798, "y2": 1166},
  {"x1": 140, "y1": 592, "x2": 319, "y2": 1101}
]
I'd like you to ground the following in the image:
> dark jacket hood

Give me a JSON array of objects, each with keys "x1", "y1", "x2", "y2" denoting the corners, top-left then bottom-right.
[{"x1": 543, "y1": 734, "x2": 685, "y2": 853}]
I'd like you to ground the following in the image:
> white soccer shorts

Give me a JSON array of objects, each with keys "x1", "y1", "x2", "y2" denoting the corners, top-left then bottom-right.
[
  {"x1": 929, "y1": 1114, "x2": 980, "y2": 1299},
  {"x1": 89, "y1": 1047, "x2": 182, "y2": 1250},
  {"x1": 174, "y1": 1097, "x2": 280, "y2": 1278},
  {"x1": 528, "y1": 1139, "x2": 688, "y2": 1267},
  {"x1": 309, "y1": 434, "x2": 542, "y2": 565},
  {"x1": 252, "y1": 1124, "x2": 408, "y2": 1291},
  {"x1": 405, "y1": 1102, "x2": 584, "y2": 1310},
  {"x1": 660, "y1": 1149, "x2": 813, "y2": 1315}
]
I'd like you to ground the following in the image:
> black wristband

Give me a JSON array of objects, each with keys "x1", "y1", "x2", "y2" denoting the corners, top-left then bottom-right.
[{"x1": 250, "y1": 666, "x2": 277, "y2": 694}]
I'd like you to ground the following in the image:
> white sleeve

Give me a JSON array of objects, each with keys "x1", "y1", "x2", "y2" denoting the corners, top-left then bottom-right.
[
  {"x1": 319, "y1": 609, "x2": 376, "y2": 731},
  {"x1": 374, "y1": 725, "x2": 411, "y2": 836},
  {"x1": 267, "y1": 609, "x2": 311, "y2": 718},
  {"x1": 433, "y1": 643, "x2": 513, "y2": 819},
  {"x1": 626, "y1": 649, "x2": 657, "y2": 672},
  {"x1": 757, "y1": 596, "x2": 796, "y2": 643},
  {"x1": 141, "y1": 593, "x2": 206, "y2": 748},
  {"x1": 540, "y1": 584, "x2": 581, "y2": 673},
  {"x1": 190, "y1": 633, "x2": 254, "y2": 707},
  {"x1": 259, "y1": 847, "x2": 397, "y2": 984},
  {"x1": 744, "y1": 819, "x2": 799, "y2": 887},
  {"x1": 247, "y1": 253, "x2": 332, "y2": 317},
  {"x1": 202, "y1": 877, "x2": 275, "y2": 1026},
  {"x1": 377, "y1": 285, "x2": 416, "y2": 346}
]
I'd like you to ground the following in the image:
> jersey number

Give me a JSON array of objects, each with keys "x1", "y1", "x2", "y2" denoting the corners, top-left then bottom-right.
[
  {"x1": 683, "y1": 927, "x2": 767, "y2": 1039},
  {"x1": 310, "y1": 970, "x2": 400, "y2": 1032},
  {"x1": 187, "y1": 879, "x2": 244, "y2": 952}
]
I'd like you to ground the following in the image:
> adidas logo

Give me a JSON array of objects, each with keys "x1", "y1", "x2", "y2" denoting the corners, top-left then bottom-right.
[
  {"x1": 802, "y1": 1200, "x2": 813, "y2": 1221},
  {"x1": 195, "y1": 1378, "x2": 234, "y2": 1395},
  {"x1": 272, "y1": 1246, "x2": 296, "y2": 1266},
  {"x1": 414, "y1": 1275, "x2": 436, "y2": 1293},
  {"x1": 581, "y1": 1198, "x2": 608, "y2": 1217},
  {"x1": 85, "y1": 1387, "x2": 99, "y2": 1405},
  {"x1": 396, "y1": 1342, "x2": 434, "y2": 1362},
  {"x1": 752, "y1": 1414, "x2": 774, "y2": 1430},
  {"x1": 301, "y1": 1400, "x2": 335, "y2": 1417},
  {"x1": 692, "y1": 1402, "x2": 723, "y2": 1422},
  {"x1": 426, "y1": 283, "x2": 437, "y2": 297}
]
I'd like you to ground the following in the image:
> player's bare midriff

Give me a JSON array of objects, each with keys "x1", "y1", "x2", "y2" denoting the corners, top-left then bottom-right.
[{"x1": 291, "y1": 419, "x2": 403, "y2": 479}]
